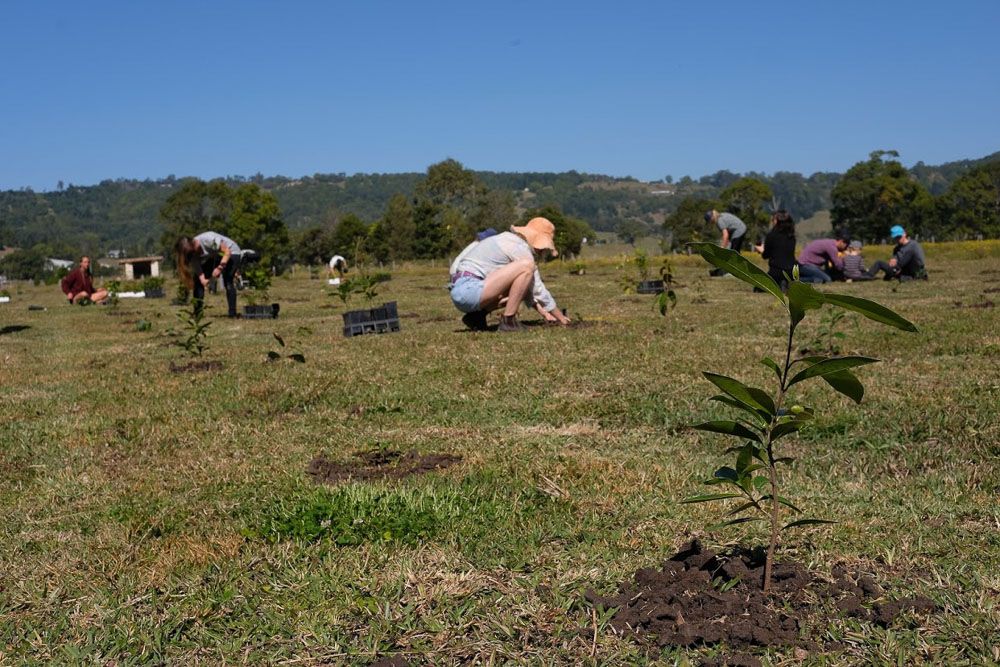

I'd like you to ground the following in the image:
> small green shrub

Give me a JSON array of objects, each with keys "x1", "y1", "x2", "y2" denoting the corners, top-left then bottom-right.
[{"x1": 175, "y1": 301, "x2": 211, "y2": 356}]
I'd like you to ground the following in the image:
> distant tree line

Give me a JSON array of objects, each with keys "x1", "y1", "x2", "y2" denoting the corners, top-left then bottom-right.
[
  {"x1": 2, "y1": 150, "x2": 999, "y2": 277},
  {"x1": 662, "y1": 150, "x2": 1000, "y2": 247}
]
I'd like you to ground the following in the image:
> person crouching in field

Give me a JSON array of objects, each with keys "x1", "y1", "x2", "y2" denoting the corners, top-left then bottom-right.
[
  {"x1": 449, "y1": 217, "x2": 571, "y2": 332},
  {"x1": 174, "y1": 232, "x2": 243, "y2": 317},
  {"x1": 60, "y1": 256, "x2": 109, "y2": 304}
]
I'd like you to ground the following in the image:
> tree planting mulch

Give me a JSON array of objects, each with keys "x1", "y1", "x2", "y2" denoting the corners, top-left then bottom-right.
[
  {"x1": 586, "y1": 540, "x2": 935, "y2": 657},
  {"x1": 307, "y1": 449, "x2": 462, "y2": 485}
]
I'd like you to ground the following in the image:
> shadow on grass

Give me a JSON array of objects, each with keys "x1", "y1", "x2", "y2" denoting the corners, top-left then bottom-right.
[{"x1": 0, "y1": 324, "x2": 30, "y2": 336}]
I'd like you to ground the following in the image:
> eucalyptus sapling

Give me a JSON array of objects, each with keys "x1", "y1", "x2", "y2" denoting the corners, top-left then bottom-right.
[{"x1": 682, "y1": 243, "x2": 918, "y2": 593}]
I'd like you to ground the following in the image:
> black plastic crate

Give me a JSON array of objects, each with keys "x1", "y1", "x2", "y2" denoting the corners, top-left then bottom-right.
[
  {"x1": 636, "y1": 280, "x2": 665, "y2": 294},
  {"x1": 244, "y1": 303, "x2": 280, "y2": 319},
  {"x1": 343, "y1": 301, "x2": 401, "y2": 337}
]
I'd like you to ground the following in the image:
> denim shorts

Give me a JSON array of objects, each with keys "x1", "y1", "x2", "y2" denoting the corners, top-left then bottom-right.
[{"x1": 450, "y1": 276, "x2": 484, "y2": 313}]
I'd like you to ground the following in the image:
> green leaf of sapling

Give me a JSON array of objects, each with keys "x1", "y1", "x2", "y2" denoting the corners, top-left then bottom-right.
[
  {"x1": 783, "y1": 518, "x2": 837, "y2": 530},
  {"x1": 709, "y1": 395, "x2": 770, "y2": 426},
  {"x1": 693, "y1": 421, "x2": 763, "y2": 443},
  {"x1": 680, "y1": 493, "x2": 744, "y2": 504},
  {"x1": 787, "y1": 356, "x2": 879, "y2": 388},
  {"x1": 822, "y1": 369, "x2": 865, "y2": 404},
  {"x1": 688, "y1": 242, "x2": 786, "y2": 305},
  {"x1": 708, "y1": 516, "x2": 767, "y2": 530},
  {"x1": 820, "y1": 293, "x2": 918, "y2": 332},
  {"x1": 704, "y1": 373, "x2": 776, "y2": 418},
  {"x1": 272, "y1": 332, "x2": 285, "y2": 347},
  {"x1": 761, "y1": 357, "x2": 782, "y2": 382}
]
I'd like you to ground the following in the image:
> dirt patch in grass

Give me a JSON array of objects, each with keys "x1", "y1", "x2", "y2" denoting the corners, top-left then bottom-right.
[
  {"x1": 586, "y1": 540, "x2": 935, "y2": 656},
  {"x1": 307, "y1": 449, "x2": 462, "y2": 485},
  {"x1": 169, "y1": 360, "x2": 224, "y2": 373},
  {"x1": 983, "y1": 287, "x2": 1000, "y2": 294},
  {"x1": 953, "y1": 300, "x2": 995, "y2": 309}
]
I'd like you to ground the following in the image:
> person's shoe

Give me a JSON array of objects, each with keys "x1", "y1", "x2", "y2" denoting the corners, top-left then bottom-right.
[
  {"x1": 497, "y1": 315, "x2": 523, "y2": 333},
  {"x1": 461, "y1": 310, "x2": 489, "y2": 331},
  {"x1": 708, "y1": 268, "x2": 725, "y2": 277}
]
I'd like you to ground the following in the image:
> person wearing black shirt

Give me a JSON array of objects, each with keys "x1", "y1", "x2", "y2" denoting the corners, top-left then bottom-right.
[{"x1": 754, "y1": 210, "x2": 797, "y2": 290}]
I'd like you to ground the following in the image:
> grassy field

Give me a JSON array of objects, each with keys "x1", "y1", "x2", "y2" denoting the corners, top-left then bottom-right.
[{"x1": 1, "y1": 243, "x2": 999, "y2": 665}]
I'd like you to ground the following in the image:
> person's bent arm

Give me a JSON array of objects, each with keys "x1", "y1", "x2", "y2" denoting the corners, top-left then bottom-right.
[
  {"x1": 720, "y1": 228, "x2": 731, "y2": 249},
  {"x1": 212, "y1": 242, "x2": 233, "y2": 279}
]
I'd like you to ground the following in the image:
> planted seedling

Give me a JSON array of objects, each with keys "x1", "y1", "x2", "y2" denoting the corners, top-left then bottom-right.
[
  {"x1": 106, "y1": 280, "x2": 121, "y2": 311},
  {"x1": 242, "y1": 266, "x2": 272, "y2": 306},
  {"x1": 267, "y1": 332, "x2": 305, "y2": 363},
  {"x1": 681, "y1": 243, "x2": 917, "y2": 593},
  {"x1": 801, "y1": 309, "x2": 852, "y2": 356},
  {"x1": 175, "y1": 300, "x2": 211, "y2": 357},
  {"x1": 655, "y1": 260, "x2": 678, "y2": 316}
]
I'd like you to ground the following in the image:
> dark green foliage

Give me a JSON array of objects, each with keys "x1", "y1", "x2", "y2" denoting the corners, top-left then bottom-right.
[
  {"x1": 684, "y1": 243, "x2": 917, "y2": 591},
  {"x1": 247, "y1": 487, "x2": 439, "y2": 545},
  {"x1": 663, "y1": 196, "x2": 717, "y2": 249},
  {"x1": 159, "y1": 179, "x2": 290, "y2": 269},
  {"x1": 329, "y1": 213, "x2": 369, "y2": 258},
  {"x1": 831, "y1": 150, "x2": 934, "y2": 242},
  {"x1": 0, "y1": 246, "x2": 49, "y2": 281},
  {"x1": 936, "y1": 160, "x2": 1000, "y2": 240},
  {"x1": 719, "y1": 177, "x2": 773, "y2": 242},
  {"x1": 241, "y1": 265, "x2": 272, "y2": 306}
]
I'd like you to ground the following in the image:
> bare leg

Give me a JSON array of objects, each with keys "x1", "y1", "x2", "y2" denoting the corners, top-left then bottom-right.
[
  {"x1": 90, "y1": 289, "x2": 109, "y2": 304},
  {"x1": 478, "y1": 258, "x2": 535, "y2": 316}
]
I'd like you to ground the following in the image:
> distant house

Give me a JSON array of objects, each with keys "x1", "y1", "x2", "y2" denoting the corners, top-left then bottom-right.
[
  {"x1": 119, "y1": 256, "x2": 162, "y2": 280},
  {"x1": 107, "y1": 249, "x2": 125, "y2": 259}
]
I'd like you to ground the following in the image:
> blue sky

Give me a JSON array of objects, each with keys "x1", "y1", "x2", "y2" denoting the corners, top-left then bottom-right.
[{"x1": 2, "y1": 1, "x2": 999, "y2": 191}]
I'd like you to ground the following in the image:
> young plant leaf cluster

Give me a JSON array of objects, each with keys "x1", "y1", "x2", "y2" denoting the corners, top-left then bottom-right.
[
  {"x1": 655, "y1": 261, "x2": 678, "y2": 316},
  {"x1": 267, "y1": 332, "x2": 306, "y2": 363},
  {"x1": 682, "y1": 243, "x2": 918, "y2": 592},
  {"x1": 176, "y1": 300, "x2": 211, "y2": 357}
]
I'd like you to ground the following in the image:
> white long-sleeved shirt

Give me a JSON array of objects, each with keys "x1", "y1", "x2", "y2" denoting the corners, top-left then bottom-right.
[{"x1": 451, "y1": 232, "x2": 557, "y2": 312}]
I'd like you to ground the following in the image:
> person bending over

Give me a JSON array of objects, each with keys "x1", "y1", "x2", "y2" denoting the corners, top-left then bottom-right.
[
  {"x1": 705, "y1": 209, "x2": 747, "y2": 276},
  {"x1": 174, "y1": 231, "x2": 243, "y2": 317},
  {"x1": 60, "y1": 256, "x2": 109, "y2": 304},
  {"x1": 797, "y1": 231, "x2": 850, "y2": 283},
  {"x1": 449, "y1": 217, "x2": 571, "y2": 332}
]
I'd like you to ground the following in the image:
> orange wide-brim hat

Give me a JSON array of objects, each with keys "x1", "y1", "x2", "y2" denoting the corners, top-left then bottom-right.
[{"x1": 510, "y1": 217, "x2": 558, "y2": 257}]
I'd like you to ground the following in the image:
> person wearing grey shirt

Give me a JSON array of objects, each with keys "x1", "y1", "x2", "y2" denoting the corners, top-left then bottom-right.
[
  {"x1": 866, "y1": 225, "x2": 927, "y2": 281},
  {"x1": 704, "y1": 209, "x2": 747, "y2": 276},
  {"x1": 449, "y1": 217, "x2": 571, "y2": 332},
  {"x1": 174, "y1": 231, "x2": 244, "y2": 317}
]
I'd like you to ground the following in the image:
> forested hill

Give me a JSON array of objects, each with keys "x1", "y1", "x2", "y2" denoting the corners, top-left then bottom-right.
[{"x1": 1, "y1": 150, "x2": 997, "y2": 256}]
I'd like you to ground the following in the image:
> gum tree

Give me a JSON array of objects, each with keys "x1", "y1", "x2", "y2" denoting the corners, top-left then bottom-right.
[{"x1": 682, "y1": 244, "x2": 918, "y2": 592}]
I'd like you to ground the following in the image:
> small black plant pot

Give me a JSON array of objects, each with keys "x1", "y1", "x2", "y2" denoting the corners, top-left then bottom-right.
[
  {"x1": 636, "y1": 280, "x2": 665, "y2": 294},
  {"x1": 243, "y1": 303, "x2": 280, "y2": 319},
  {"x1": 144, "y1": 288, "x2": 165, "y2": 299},
  {"x1": 343, "y1": 301, "x2": 401, "y2": 337}
]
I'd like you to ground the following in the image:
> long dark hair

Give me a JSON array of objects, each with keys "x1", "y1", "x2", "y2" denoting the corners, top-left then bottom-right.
[
  {"x1": 174, "y1": 236, "x2": 198, "y2": 289},
  {"x1": 772, "y1": 210, "x2": 795, "y2": 239},
  {"x1": 80, "y1": 255, "x2": 92, "y2": 278}
]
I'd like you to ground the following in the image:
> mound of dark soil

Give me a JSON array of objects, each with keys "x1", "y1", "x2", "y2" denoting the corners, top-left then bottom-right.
[
  {"x1": 586, "y1": 540, "x2": 934, "y2": 654},
  {"x1": 169, "y1": 360, "x2": 224, "y2": 373},
  {"x1": 307, "y1": 449, "x2": 462, "y2": 485}
]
